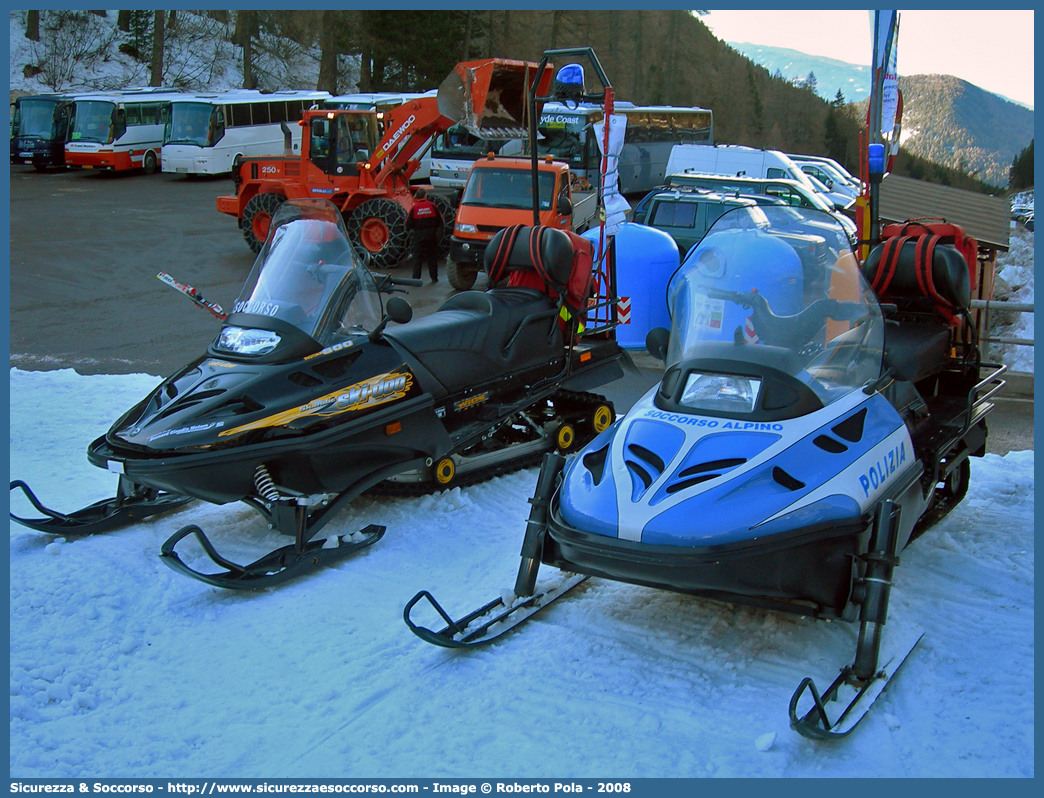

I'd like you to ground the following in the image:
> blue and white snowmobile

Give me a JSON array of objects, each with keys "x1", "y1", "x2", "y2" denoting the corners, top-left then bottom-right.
[{"x1": 405, "y1": 204, "x2": 1006, "y2": 738}]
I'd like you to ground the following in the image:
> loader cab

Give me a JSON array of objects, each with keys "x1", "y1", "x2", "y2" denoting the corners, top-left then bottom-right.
[{"x1": 308, "y1": 111, "x2": 378, "y2": 177}]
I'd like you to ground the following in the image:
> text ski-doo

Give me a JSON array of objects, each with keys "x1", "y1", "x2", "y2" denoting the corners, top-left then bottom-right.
[
  {"x1": 11, "y1": 198, "x2": 628, "y2": 589},
  {"x1": 405, "y1": 204, "x2": 1006, "y2": 739}
]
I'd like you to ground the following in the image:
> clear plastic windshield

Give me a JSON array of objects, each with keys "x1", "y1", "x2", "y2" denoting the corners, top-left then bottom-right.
[
  {"x1": 231, "y1": 199, "x2": 383, "y2": 346},
  {"x1": 665, "y1": 205, "x2": 883, "y2": 405}
]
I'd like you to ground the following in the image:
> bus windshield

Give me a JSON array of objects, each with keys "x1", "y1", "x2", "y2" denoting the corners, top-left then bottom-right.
[
  {"x1": 431, "y1": 124, "x2": 511, "y2": 160},
  {"x1": 537, "y1": 112, "x2": 586, "y2": 166},
  {"x1": 70, "y1": 101, "x2": 115, "y2": 144},
  {"x1": 461, "y1": 167, "x2": 556, "y2": 210},
  {"x1": 17, "y1": 98, "x2": 59, "y2": 139},
  {"x1": 165, "y1": 102, "x2": 214, "y2": 147}
]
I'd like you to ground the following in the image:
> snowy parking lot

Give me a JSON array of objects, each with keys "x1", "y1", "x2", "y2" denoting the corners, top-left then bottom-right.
[{"x1": 8, "y1": 369, "x2": 1034, "y2": 778}]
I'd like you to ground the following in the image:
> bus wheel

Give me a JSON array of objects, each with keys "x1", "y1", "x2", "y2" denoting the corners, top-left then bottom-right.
[
  {"x1": 429, "y1": 193, "x2": 455, "y2": 258},
  {"x1": 241, "y1": 193, "x2": 285, "y2": 253},
  {"x1": 143, "y1": 151, "x2": 158, "y2": 175},
  {"x1": 347, "y1": 198, "x2": 408, "y2": 268},
  {"x1": 446, "y1": 260, "x2": 477, "y2": 291}
]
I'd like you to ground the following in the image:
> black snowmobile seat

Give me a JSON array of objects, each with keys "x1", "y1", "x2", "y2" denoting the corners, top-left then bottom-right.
[
  {"x1": 384, "y1": 288, "x2": 562, "y2": 396},
  {"x1": 484, "y1": 224, "x2": 575, "y2": 292},
  {"x1": 863, "y1": 237, "x2": 969, "y2": 382},
  {"x1": 880, "y1": 324, "x2": 952, "y2": 383},
  {"x1": 385, "y1": 225, "x2": 584, "y2": 396},
  {"x1": 862, "y1": 237, "x2": 971, "y2": 323}
]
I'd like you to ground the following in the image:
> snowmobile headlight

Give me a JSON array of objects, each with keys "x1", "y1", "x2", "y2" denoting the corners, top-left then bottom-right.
[
  {"x1": 679, "y1": 372, "x2": 762, "y2": 414},
  {"x1": 213, "y1": 326, "x2": 281, "y2": 356}
]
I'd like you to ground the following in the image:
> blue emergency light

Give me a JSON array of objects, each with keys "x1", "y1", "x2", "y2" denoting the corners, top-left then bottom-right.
[
  {"x1": 554, "y1": 64, "x2": 586, "y2": 100},
  {"x1": 868, "y1": 143, "x2": 886, "y2": 177}
]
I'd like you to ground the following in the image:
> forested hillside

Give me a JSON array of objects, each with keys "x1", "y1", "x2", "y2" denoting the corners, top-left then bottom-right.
[
  {"x1": 12, "y1": 9, "x2": 1010, "y2": 192},
  {"x1": 889, "y1": 75, "x2": 1034, "y2": 188}
]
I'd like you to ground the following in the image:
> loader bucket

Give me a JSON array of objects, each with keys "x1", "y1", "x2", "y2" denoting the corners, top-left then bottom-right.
[{"x1": 438, "y1": 58, "x2": 553, "y2": 139}]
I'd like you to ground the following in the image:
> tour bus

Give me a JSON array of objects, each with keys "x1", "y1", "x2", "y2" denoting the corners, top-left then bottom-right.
[
  {"x1": 63, "y1": 88, "x2": 185, "y2": 173},
  {"x1": 429, "y1": 102, "x2": 715, "y2": 194},
  {"x1": 11, "y1": 92, "x2": 77, "y2": 170},
  {"x1": 162, "y1": 89, "x2": 330, "y2": 176},
  {"x1": 325, "y1": 91, "x2": 436, "y2": 180}
]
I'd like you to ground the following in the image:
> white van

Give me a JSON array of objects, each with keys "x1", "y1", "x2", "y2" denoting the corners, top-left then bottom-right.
[
  {"x1": 666, "y1": 144, "x2": 851, "y2": 210},
  {"x1": 788, "y1": 154, "x2": 861, "y2": 190}
]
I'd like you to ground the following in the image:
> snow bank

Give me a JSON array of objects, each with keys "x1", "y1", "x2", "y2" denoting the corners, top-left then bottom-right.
[
  {"x1": 8, "y1": 369, "x2": 1034, "y2": 777},
  {"x1": 991, "y1": 227, "x2": 1034, "y2": 373}
]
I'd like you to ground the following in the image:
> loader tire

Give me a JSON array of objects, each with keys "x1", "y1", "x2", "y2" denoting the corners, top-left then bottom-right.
[
  {"x1": 241, "y1": 192, "x2": 285, "y2": 253},
  {"x1": 347, "y1": 198, "x2": 409, "y2": 268},
  {"x1": 429, "y1": 192, "x2": 455, "y2": 257}
]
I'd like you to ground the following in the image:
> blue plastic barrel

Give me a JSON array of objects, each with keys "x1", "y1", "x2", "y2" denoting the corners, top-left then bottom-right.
[{"x1": 583, "y1": 222, "x2": 679, "y2": 349}]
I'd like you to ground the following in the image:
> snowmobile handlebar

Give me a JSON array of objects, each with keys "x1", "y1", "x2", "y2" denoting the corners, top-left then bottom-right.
[
  {"x1": 373, "y1": 274, "x2": 422, "y2": 293},
  {"x1": 706, "y1": 288, "x2": 867, "y2": 349}
]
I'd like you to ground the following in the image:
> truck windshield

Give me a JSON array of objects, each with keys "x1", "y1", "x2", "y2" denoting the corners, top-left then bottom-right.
[
  {"x1": 432, "y1": 124, "x2": 511, "y2": 160},
  {"x1": 165, "y1": 102, "x2": 214, "y2": 147},
  {"x1": 17, "y1": 98, "x2": 59, "y2": 139},
  {"x1": 461, "y1": 167, "x2": 556, "y2": 210}
]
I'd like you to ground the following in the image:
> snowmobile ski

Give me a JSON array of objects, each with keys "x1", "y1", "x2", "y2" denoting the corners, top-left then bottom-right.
[
  {"x1": 160, "y1": 522, "x2": 386, "y2": 590},
  {"x1": 789, "y1": 621, "x2": 924, "y2": 739},
  {"x1": 405, "y1": 451, "x2": 584, "y2": 647},
  {"x1": 156, "y1": 272, "x2": 227, "y2": 320},
  {"x1": 403, "y1": 573, "x2": 589, "y2": 648},
  {"x1": 9, "y1": 477, "x2": 191, "y2": 537}
]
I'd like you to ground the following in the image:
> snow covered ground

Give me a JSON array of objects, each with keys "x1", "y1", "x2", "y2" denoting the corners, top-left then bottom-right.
[{"x1": 9, "y1": 368, "x2": 1034, "y2": 778}]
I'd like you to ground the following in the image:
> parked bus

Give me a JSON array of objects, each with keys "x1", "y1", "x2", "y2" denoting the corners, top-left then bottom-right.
[
  {"x1": 64, "y1": 88, "x2": 184, "y2": 173},
  {"x1": 429, "y1": 102, "x2": 714, "y2": 194},
  {"x1": 10, "y1": 92, "x2": 74, "y2": 170},
  {"x1": 326, "y1": 91, "x2": 436, "y2": 180},
  {"x1": 162, "y1": 90, "x2": 330, "y2": 176}
]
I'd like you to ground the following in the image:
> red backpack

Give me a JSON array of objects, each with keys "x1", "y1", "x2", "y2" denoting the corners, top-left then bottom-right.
[{"x1": 864, "y1": 218, "x2": 977, "y2": 327}]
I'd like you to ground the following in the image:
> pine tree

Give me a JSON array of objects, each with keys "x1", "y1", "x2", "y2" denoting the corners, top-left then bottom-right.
[{"x1": 1009, "y1": 140, "x2": 1034, "y2": 191}]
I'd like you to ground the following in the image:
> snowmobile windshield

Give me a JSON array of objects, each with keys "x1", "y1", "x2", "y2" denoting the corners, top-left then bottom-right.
[
  {"x1": 665, "y1": 205, "x2": 883, "y2": 407},
  {"x1": 230, "y1": 199, "x2": 383, "y2": 347}
]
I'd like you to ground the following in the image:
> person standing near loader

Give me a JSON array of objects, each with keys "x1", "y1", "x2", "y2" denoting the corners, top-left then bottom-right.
[{"x1": 407, "y1": 188, "x2": 443, "y2": 283}]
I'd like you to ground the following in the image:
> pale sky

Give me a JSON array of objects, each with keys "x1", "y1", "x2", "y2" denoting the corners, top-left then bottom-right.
[{"x1": 702, "y1": 9, "x2": 1034, "y2": 107}]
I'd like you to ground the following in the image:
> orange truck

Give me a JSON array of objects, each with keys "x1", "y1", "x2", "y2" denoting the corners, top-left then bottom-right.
[
  {"x1": 216, "y1": 59, "x2": 553, "y2": 267},
  {"x1": 446, "y1": 154, "x2": 598, "y2": 289}
]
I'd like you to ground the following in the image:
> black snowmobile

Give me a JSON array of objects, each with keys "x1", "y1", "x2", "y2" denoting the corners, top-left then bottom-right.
[
  {"x1": 404, "y1": 204, "x2": 1007, "y2": 738},
  {"x1": 11, "y1": 198, "x2": 628, "y2": 589}
]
